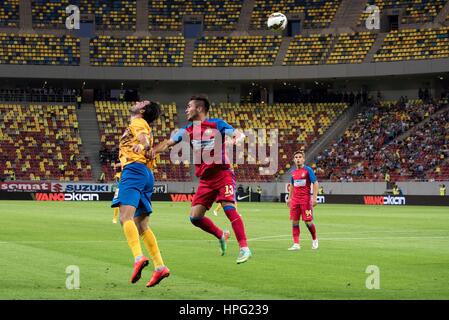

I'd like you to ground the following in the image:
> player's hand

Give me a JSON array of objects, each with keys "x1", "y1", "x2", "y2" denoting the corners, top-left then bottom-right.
[
  {"x1": 132, "y1": 144, "x2": 144, "y2": 153},
  {"x1": 147, "y1": 149, "x2": 157, "y2": 160},
  {"x1": 286, "y1": 199, "x2": 291, "y2": 208},
  {"x1": 312, "y1": 198, "x2": 318, "y2": 207}
]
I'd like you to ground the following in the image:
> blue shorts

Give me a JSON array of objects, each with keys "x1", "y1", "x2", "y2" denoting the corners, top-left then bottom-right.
[{"x1": 111, "y1": 162, "x2": 154, "y2": 217}]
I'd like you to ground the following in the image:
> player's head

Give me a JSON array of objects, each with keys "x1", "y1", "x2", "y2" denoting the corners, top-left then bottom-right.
[
  {"x1": 293, "y1": 150, "x2": 305, "y2": 167},
  {"x1": 186, "y1": 95, "x2": 210, "y2": 121},
  {"x1": 130, "y1": 100, "x2": 161, "y2": 124}
]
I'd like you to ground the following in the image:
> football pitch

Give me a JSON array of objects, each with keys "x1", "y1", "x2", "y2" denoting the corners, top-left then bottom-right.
[{"x1": 0, "y1": 201, "x2": 448, "y2": 300}]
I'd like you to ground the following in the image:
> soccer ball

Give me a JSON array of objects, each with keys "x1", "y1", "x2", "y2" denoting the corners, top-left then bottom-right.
[{"x1": 267, "y1": 12, "x2": 288, "y2": 31}]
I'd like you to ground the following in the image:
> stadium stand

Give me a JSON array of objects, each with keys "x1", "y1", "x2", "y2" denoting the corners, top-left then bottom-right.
[
  {"x1": 192, "y1": 36, "x2": 282, "y2": 67},
  {"x1": 327, "y1": 32, "x2": 377, "y2": 64},
  {"x1": 0, "y1": 104, "x2": 92, "y2": 181},
  {"x1": 283, "y1": 34, "x2": 332, "y2": 65},
  {"x1": 31, "y1": 0, "x2": 136, "y2": 30},
  {"x1": 210, "y1": 102, "x2": 348, "y2": 181},
  {"x1": 379, "y1": 107, "x2": 449, "y2": 181},
  {"x1": 0, "y1": 0, "x2": 19, "y2": 28},
  {"x1": 90, "y1": 36, "x2": 185, "y2": 67},
  {"x1": 95, "y1": 101, "x2": 191, "y2": 182},
  {"x1": 251, "y1": 0, "x2": 342, "y2": 29},
  {"x1": 373, "y1": 27, "x2": 449, "y2": 62},
  {"x1": 0, "y1": 87, "x2": 77, "y2": 103},
  {"x1": 358, "y1": 0, "x2": 446, "y2": 25},
  {"x1": 0, "y1": 33, "x2": 80, "y2": 66},
  {"x1": 95, "y1": 0, "x2": 136, "y2": 30},
  {"x1": 314, "y1": 99, "x2": 446, "y2": 182},
  {"x1": 148, "y1": 0, "x2": 243, "y2": 31}
]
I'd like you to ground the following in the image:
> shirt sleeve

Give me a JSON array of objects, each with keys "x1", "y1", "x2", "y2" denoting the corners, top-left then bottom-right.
[
  {"x1": 306, "y1": 166, "x2": 317, "y2": 183},
  {"x1": 215, "y1": 119, "x2": 235, "y2": 137},
  {"x1": 290, "y1": 176, "x2": 294, "y2": 184},
  {"x1": 170, "y1": 127, "x2": 187, "y2": 144}
]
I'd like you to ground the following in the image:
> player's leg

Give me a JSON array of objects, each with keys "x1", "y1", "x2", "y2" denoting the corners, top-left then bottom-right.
[
  {"x1": 289, "y1": 219, "x2": 301, "y2": 250},
  {"x1": 119, "y1": 205, "x2": 144, "y2": 261},
  {"x1": 305, "y1": 220, "x2": 318, "y2": 249},
  {"x1": 112, "y1": 207, "x2": 119, "y2": 224},
  {"x1": 134, "y1": 215, "x2": 165, "y2": 270},
  {"x1": 190, "y1": 204, "x2": 229, "y2": 256},
  {"x1": 220, "y1": 200, "x2": 248, "y2": 249},
  {"x1": 213, "y1": 202, "x2": 222, "y2": 216},
  {"x1": 216, "y1": 170, "x2": 251, "y2": 263},
  {"x1": 119, "y1": 204, "x2": 149, "y2": 283},
  {"x1": 302, "y1": 203, "x2": 318, "y2": 249},
  {"x1": 134, "y1": 215, "x2": 170, "y2": 287},
  {"x1": 221, "y1": 201, "x2": 251, "y2": 263},
  {"x1": 112, "y1": 163, "x2": 149, "y2": 283},
  {"x1": 190, "y1": 179, "x2": 224, "y2": 238},
  {"x1": 288, "y1": 203, "x2": 301, "y2": 250},
  {"x1": 190, "y1": 204, "x2": 224, "y2": 239}
]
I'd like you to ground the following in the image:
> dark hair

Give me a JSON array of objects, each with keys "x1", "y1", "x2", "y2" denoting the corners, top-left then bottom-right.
[
  {"x1": 142, "y1": 101, "x2": 161, "y2": 124},
  {"x1": 190, "y1": 95, "x2": 210, "y2": 113},
  {"x1": 293, "y1": 150, "x2": 305, "y2": 157}
]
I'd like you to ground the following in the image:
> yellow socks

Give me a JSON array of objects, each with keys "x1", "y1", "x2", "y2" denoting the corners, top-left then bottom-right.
[
  {"x1": 123, "y1": 220, "x2": 143, "y2": 260},
  {"x1": 141, "y1": 229, "x2": 164, "y2": 269},
  {"x1": 122, "y1": 220, "x2": 164, "y2": 268},
  {"x1": 112, "y1": 208, "x2": 119, "y2": 223}
]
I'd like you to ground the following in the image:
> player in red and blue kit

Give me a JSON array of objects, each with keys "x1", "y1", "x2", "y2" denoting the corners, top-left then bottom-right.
[
  {"x1": 286, "y1": 150, "x2": 319, "y2": 251},
  {"x1": 152, "y1": 95, "x2": 252, "y2": 264}
]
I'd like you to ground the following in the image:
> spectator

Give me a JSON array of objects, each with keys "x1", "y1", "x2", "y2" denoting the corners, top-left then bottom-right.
[
  {"x1": 314, "y1": 100, "x2": 447, "y2": 182},
  {"x1": 99, "y1": 172, "x2": 105, "y2": 183},
  {"x1": 76, "y1": 94, "x2": 82, "y2": 109},
  {"x1": 392, "y1": 184, "x2": 400, "y2": 195},
  {"x1": 318, "y1": 186, "x2": 324, "y2": 195}
]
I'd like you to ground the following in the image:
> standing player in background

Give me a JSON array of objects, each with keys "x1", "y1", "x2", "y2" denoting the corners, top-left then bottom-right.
[
  {"x1": 152, "y1": 95, "x2": 252, "y2": 264},
  {"x1": 212, "y1": 202, "x2": 222, "y2": 216},
  {"x1": 213, "y1": 200, "x2": 238, "y2": 216},
  {"x1": 111, "y1": 100, "x2": 170, "y2": 287},
  {"x1": 286, "y1": 150, "x2": 319, "y2": 250},
  {"x1": 112, "y1": 163, "x2": 121, "y2": 224}
]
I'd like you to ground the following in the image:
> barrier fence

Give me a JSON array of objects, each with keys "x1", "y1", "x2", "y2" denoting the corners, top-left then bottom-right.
[{"x1": 280, "y1": 193, "x2": 449, "y2": 206}]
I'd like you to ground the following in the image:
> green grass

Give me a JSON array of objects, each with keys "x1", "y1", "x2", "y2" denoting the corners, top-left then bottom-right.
[{"x1": 0, "y1": 201, "x2": 448, "y2": 300}]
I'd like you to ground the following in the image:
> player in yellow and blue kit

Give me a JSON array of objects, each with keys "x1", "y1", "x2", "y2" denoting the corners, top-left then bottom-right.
[
  {"x1": 111, "y1": 100, "x2": 170, "y2": 288},
  {"x1": 112, "y1": 163, "x2": 121, "y2": 224}
]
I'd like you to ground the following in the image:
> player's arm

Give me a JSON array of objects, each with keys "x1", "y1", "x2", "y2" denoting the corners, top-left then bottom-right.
[
  {"x1": 231, "y1": 129, "x2": 246, "y2": 145},
  {"x1": 307, "y1": 166, "x2": 319, "y2": 207},
  {"x1": 132, "y1": 132, "x2": 152, "y2": 154},
  {"x1": 287, "y1": 180, "x2": 293, "y2": 208},
  {"x1": 218, "y1": 119, "x2": 245, "y2": 145},
  {"x1": 312, "y1": 181, "x2": 319, "y2": 207},
  {"x1": 151, "y1": 127, "x2": 186, "y2": 158},
  {"x1": 152, "y1": 138, "x2": 176, "y2": 155}
]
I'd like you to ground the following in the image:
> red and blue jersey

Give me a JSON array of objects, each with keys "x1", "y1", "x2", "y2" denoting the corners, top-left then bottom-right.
[
  {"x1": 290, "y1": 165, "x2": 317, "y2": 204},
  {"x1": 171, "y1": 118, "x2": 235, "y2": 178}
]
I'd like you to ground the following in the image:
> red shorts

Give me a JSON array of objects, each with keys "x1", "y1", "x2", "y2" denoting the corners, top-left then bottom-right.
[
  {"x1": 290, "y1": 201, "x2": 313, "y2": 222},
  {"x1": 192, "y1": 169, "x2": 236, "y2": 210}
]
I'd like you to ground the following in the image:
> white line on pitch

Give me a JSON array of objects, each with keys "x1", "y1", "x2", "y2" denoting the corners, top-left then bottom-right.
[{"x1": 1, "y1": 235, "x2": 449, "y2": 244}]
